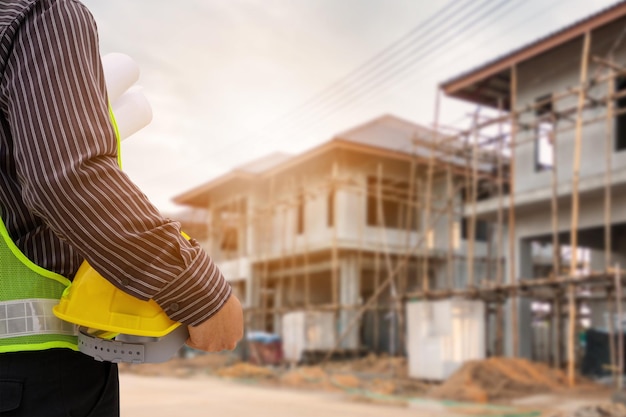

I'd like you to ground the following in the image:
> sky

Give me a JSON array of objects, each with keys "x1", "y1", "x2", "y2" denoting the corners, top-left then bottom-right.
[{"x1": 80, "y1": 0, "x2": 623, "y2": 213}]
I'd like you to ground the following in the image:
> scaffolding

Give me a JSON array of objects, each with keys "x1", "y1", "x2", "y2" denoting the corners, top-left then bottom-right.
[{"x1": 191, "y1": 23, "x2": 626, "y2": 390}]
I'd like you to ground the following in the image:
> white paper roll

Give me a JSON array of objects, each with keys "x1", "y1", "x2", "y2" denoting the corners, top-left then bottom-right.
[
  {"x1": 102, "y1": 53, "x2": 140, "y2": 103},
  {"x1": 111, "y1": 87, "x2": 153, "y2": 141}
]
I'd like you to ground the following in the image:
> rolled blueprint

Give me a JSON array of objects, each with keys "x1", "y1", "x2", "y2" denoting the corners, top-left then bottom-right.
[
  {"x1": 102, "y1": 52, "x2": 140, "y2": 103},
  {"x1": 111, "y1": 86, "x2": 153, "y2": 141}
]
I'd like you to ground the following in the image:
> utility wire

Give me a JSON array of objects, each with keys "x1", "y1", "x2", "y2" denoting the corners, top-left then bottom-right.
[
  {"x1": 186, "y1": 0, "x2": 510, "y2": 161},
  {"x1": 214, "y1": 0, "x2": 501, "y2": 155},
  {"x1": 262, "y1": 0, "x2": 522, "y2": 146},
  {"x1": 252, "y1": 0, "x2": 484, "y2": 136},
  {"x1": 316, "y1": 0, "x2": 576, "y2": 134},
  {"x1": 145, "y1": 0, "x2": 612, "y2": 189},
  {"x1": 142, "y1": 0, "x2": 495, "y2": 182}
]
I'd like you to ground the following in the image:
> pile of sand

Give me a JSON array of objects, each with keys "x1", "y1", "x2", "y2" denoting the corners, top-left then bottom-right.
[
  {"x1": 429, "y1": 357, "x2": 571, "y2": 403},
  {"x1": 549, "y1": 404, "x2": 626, "y2": 417}
]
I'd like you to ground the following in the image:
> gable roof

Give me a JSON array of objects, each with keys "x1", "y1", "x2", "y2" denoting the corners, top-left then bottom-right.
[
  {"x1": 173, "y1": 114, "x2": 438, "y2": 206},
  {"x1": 441, "y1": 1, "x2": 626, "y2": 108},
  {"x1": 333, "y1": 114, "x2": 437, "y2": 153}
]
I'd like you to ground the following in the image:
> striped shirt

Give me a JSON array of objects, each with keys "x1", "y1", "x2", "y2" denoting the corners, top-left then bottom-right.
[{"x1": 0, "y1": 0, "x2": 231, "y2": 326}]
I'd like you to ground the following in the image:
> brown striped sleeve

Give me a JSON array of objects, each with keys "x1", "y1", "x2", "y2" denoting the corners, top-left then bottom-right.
[{"x1": 0, "y1": 0, "x2": 230, "y2": 325}]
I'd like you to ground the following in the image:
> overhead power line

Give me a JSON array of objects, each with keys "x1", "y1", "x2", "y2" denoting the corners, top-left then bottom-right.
[
  {"x1": 266, "y1": 0, "x2": 524, "y2": 143},
  {"x1": 146, "y1": 0, "x2": 607, "y2": 189},
  {"x1": 143, "y1": 0, "x2": 490, "y2": 182}
]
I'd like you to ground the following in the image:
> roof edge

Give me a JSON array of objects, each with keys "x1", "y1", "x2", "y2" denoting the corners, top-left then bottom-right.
[{"x1": 441, "y1": 1, "x2": 626, "y2": 96}]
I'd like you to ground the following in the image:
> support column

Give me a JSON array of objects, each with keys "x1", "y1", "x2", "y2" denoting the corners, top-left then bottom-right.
[
  {"x1": 339, "y1": 255, "x2": 360, "y2": 349},
  {"x1": 504, "y1": 233, "x2": 533, "y2": 358}
]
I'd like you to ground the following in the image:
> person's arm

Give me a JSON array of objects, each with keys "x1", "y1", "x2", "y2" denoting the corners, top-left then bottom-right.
[{"x1": 2, "y1": 0, "x2": 242, "y2": 349}]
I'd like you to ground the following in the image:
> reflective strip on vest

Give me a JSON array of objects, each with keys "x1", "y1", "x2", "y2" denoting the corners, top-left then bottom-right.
[{"x1": 0, "y1": 299, "x2": 76, "y2": 339}]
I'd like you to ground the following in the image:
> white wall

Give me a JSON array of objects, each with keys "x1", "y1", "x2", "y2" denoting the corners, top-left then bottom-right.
[{"x1": 514, "y1": 23, "x2": 626, "y2": 196}]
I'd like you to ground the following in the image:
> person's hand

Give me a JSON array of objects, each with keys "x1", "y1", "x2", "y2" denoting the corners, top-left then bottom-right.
[{"x1": 186, "y1": 294, "x2": 244, "y2": 352}]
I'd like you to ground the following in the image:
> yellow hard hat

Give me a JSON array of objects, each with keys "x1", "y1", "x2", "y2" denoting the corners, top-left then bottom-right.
[{"x1": 53, "y1": 261, "x2": 181, "y2": 338}]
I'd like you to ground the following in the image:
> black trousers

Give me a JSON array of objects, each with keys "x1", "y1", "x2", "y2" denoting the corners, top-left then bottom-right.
[{"x1": 0, "y1": 349, "x2": 119, "y2": 417}]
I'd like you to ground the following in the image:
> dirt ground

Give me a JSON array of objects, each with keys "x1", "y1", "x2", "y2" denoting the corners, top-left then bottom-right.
[{"x1": 118, "y1": 353, "x2": 623, "y2": 416}]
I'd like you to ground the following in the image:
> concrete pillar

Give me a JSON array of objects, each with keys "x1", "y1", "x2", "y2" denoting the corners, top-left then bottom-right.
[
  {"x1": 504, "y1": 232, "x2": 533, "y2": 358},
  {"x1": 517, "y1": 238, "x2": 534, "y2": 358},
  {"x1": 273, "y1": 280, "x2": 283, "y2": 335},
  {"x1": 339, "y1": 255, "x2": 360, "y2": 349}
]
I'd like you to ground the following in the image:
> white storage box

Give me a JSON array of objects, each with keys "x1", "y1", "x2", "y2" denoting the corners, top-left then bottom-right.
[
  {"x1": 282, "y1": 311, "x2": 336, "y2": 362},
  {"x1": 406, "y1": 299, "x2": 485, "y2": 380}
]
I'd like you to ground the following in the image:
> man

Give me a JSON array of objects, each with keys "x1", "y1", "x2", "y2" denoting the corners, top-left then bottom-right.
[{"x1": 0, "y1": 0, "x2": 243, "y2": 416}]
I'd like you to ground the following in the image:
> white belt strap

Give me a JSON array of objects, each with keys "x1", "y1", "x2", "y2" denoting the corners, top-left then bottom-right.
[
  {"x1": 0, "y1": 299, "x2": 76, "y2": 339},
  {"x1": 78, "y1": 325, "x2": 189, "y2": 364}
]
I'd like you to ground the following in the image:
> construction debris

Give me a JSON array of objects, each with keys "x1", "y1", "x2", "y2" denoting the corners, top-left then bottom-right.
[{"x1": 429, "y1": 357, "x2": 574, "y2": 403}]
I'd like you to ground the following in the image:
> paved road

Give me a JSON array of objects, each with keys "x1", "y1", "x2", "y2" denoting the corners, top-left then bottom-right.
[{"x1": 120, "y1": 374, "x2": 465, "y2": 417}]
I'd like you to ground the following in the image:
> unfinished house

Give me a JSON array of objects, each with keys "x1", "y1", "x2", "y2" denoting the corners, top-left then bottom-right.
[
  {"x1": 441, "y1": 0, "x2": 626, "y2": 385},
  {"x1": 173, "y1": 114, "x2": 496, "y2": 363}
]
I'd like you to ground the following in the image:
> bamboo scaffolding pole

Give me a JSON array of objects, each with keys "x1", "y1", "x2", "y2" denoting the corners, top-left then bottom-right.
[
  {"x1": 422, "y1": 92, "x2": 439, "y2": 294},
  {"x1": 594, "y1": 61, "x2": 623, "y2": 389},
  {"x1": 356, "y1": 185, "x2": 364, "y2": 352},
  {"x1": 593, "y1": 56, "x2": 626, "y2": 73},
  {"x1": 606, "y1": 59, "x2": 617, "y2": 388},
  {"x1": 608, "y1": 291, "x2": 617, "y2": 387},
  {"x1": 280, "y1": 181, "x2": 289, "y2": 310},
  {"x1": 549, "y1": 110, "x2": 562, "y2": 369},
  {"x1": 554, "y1": 296, "x2": 562, "y2": 368},
  {"x1": 467, "y1": 108, "x2": 480, "y2": 288},
  {"x1": 495, "y1": 98, "x2": 505, "y2": 356},
  {"x1": 567, "y1": 31, "x2": 591, "y2": 388},
  {"x1": 446, "y1": 168, "x2": 455, "y2": 291},
  {"x1": 245, "y1": 285, "x2": 626, "y2": 315},
  {"x1": 549, "y1": 111, "x2": 560, "y2": 281},
  {"x1": 509, "y1": 64, "x2": 519, "y2": 358},
  {"x1": 260, "y1": 176, "x2": 276, "y2": 331},
  {"x1": 430, "y1": 88, "x2": 442, "y2": 296},
  {"x1": 373, "y1": 236, "x2": 381, "y2": 352},
  {"x1": 304, "y1": 198, "x2": 311, "y2": 309},
  {"x1": 290, "y1": 179, "x2": 299, "y2": 308},
  {"x1": 375, "y1": 163, "x2": 402, "y2": 356},
  {"x1": 605, "y1": 62, "x2": 615, "y2": 277},
  {"x1": 399, "y1": 146, "x2": 417, "y2": 353},
  {"x1": 400, "y1": 277, "x2": 626, "y2": 301},
  {"x1": 331, "y1": 162, "x2": 340, "y2": 345},
  {"x1": 247, "y1": 268, "x2": 626, "y2": 318}
]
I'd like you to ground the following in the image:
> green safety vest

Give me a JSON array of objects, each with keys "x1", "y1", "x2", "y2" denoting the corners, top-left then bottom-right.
[
  {"x1": 0, "y1": 220, "x2": 78, "y2": 352},
  {"x1": 0, "y1": 107, "x2": 121, "y2": 353}
]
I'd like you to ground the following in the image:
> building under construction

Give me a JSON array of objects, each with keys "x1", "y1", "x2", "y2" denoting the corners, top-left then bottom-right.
[{"x1": 174, "y1": 1, "x2": 626, "y2": 387}]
